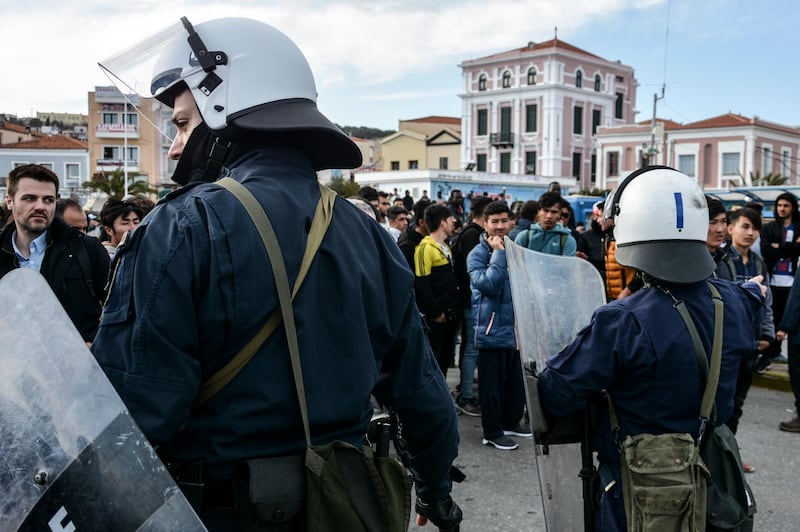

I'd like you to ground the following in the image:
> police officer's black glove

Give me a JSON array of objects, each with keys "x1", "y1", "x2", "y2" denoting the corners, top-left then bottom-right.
[{"x1": 415, "y1": 495, "x2": 462, "y2": 531}]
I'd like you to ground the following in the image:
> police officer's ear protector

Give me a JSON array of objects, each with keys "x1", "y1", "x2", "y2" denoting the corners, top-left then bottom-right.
[{"x1": 605, "y1": 165, "x2": 677, "y2": 221}]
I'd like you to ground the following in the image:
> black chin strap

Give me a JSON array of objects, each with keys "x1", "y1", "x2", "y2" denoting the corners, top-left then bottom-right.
[{"x1": 201, "y1": 137, "x2": 231, "y2": 183}]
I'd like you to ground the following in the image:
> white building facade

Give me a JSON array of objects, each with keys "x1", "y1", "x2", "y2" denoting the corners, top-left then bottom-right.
[
  {"x1": 595, "y1": 114, "x2": 800, "y2": 190},
  {"x1": 459, "y1": 39, "x2": 637, "y2": 190}
]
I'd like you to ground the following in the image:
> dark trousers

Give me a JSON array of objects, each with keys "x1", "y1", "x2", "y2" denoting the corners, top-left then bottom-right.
[
  {"x1": 725, "y1": 355, "x2": 756, "y2": 434},
  {"x1": 772, "y1": 285, "x2": 791, "y2": 330},
  {"x1": 478, "y1": 348, "x2": 525, "y2": 440},
  {"x1": 789, "y1": 341, "x2": 800, "y2": 412},
  {"x1": 425, "y1": 313, "x2": 459, "y2": 376}
]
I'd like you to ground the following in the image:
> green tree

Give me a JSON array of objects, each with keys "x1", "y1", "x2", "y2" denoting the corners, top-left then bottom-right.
[
  {"x1": 577, "y1": 187, "x2": 610, "y2": 197},
  {"x1": 83, "y1": 168, "x2": 157, "y2": 199},
  {"x1": 327, "y1": 175, "x2": 361, "y2": 197},
  {"x1": 748, "y1": 171, "x2": 788, "y2": 186}
]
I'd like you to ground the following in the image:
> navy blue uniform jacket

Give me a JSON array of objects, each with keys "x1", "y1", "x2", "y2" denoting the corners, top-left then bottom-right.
[
  {"x1": 537, "y1": 279, "x2": 763, "y2": 530},
  {"x1": 92, "y1": 147, "x2": 458, "y2": 500}
]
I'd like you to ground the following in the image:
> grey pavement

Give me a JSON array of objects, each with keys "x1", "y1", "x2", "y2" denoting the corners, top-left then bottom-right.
[{"x1": 407, "y1": 368, "x2": 798, "y2": 532}]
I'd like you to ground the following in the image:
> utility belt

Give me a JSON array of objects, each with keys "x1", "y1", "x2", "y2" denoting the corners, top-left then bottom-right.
[{"x1": 165, "y1": 455, "x2": 308, "y2": 530}]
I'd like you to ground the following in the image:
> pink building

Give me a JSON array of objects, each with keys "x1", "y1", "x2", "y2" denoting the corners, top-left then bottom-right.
[
  {"x1": 596, "y1": 113, "x2": 800, "y2": 189},
  {"x1": 459, "y1": 38, "x2": 637, "y2": 189}
]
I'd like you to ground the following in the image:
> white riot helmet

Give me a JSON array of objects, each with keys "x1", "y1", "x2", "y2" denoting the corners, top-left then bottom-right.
[
  {"x1": 99, "y1": 17, "x2": 361, "y2": 170},
  {"x1": 605, "y1": 165, "x2": 715, "y2": 283}
]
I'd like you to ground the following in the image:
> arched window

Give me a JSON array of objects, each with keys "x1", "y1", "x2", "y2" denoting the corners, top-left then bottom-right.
[
  {"x1": 594, "y1": 74, "x2": 601, "y2": 92},
  {"x1": 527, "y1": 67, "x2": 537, "y2": 85},
  {"x1": 575, "y1": 70, "x2": 583, "y2": 88},
  {"x1": 478, "y1": 74, "x2": 487, "y2": 91},
  {"x1": 502, "y1": 71, "x2": 512, "y2": 88}
]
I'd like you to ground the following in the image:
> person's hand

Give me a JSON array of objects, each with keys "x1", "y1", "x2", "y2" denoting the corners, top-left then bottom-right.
[
  {"x1": 575, "y1": 251, "x2": 588, "y2": 260},
  {"x1": 746, "y1": 275, "x2": 768, "y2": 298},
  {"x1": 772, "y1": 242, "x2": 780, "y2": 248},
  {"x1": 777, "y1": 330, "x2": 787, "y2": 342},
  {"x1": 415, "y1": 496, "x2": 462, "y2": 530},
  {"x1": 487, "y1": 235, "x2": 505, "y2": 251},
  {"x1": 433, "y1": 313, "x2": 447, "y2": 324},
  {"x1": 757, "y1": 339, "x2": 771, "y2": 352}
]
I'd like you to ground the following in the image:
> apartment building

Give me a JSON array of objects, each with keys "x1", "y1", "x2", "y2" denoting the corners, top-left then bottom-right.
[
  {"x1": 459, "y1": 38, "x2": 637, "y2": 189},
  {"x1": 87, "y1": 86, "x2": 174, "y2": 191},
  {"x1": 595, "y1": 113, "x2": 800, "y2": 189}
]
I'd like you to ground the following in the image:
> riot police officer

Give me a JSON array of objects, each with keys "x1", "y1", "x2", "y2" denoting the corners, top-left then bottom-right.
[{"x1": 93, "y1": 17, "x2": 461, "y2": 531}]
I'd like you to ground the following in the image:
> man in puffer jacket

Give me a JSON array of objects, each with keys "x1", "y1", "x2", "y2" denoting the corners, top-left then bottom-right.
[
  {"x1": 468, "y1": 200, "x2": 531, "y2": 451},
  {"x1": 514, "y1": 192, "x2": 576, "y2": 256}
]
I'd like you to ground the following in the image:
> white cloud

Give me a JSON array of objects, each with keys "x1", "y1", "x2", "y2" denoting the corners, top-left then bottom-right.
[{"x1": 1, "y1": 0, "x2": 660, "y2": 116}]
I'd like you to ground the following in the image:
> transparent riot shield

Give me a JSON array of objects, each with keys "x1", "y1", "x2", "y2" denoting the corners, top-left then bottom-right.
[
  {"x1": 0, "y1": 269, "x2": 206, "y2": 531},
  {"x1": 505, "y1": 238, "x2": 606, "y2": 532}
]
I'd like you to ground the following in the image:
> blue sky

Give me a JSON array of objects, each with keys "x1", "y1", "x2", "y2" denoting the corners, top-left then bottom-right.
[{"x1": 2, "y1": 0, "x2": 798, "y2": 131}]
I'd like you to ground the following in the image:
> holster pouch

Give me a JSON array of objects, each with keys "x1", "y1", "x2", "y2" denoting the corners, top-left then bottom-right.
[
  {"x1": 238, "y1": 455, "x2": 306, "y2": 532},
  {"x1": 619, "y1": 432, "x2": 708, "y2": 532}
]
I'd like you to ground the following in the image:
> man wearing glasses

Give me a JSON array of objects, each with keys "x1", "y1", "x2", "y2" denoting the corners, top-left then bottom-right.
[{"x1": 514, "y1": 191, "x2": 577, "y2": 256}]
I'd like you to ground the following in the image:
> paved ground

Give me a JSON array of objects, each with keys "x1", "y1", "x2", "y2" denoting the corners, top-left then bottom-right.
[{"x1": 406, "y1": 368, "x2": 799, "y2": 532}]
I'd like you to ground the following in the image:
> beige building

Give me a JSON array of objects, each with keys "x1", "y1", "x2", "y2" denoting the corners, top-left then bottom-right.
[
  {"x1": 596, "y1": 113, "x2": 800, "y2": 189},
  {"x1": 380, "y1": 116, "x2": 461, "y2": 172},
  {"x1": 87, "y1": 86, "x2": 174, "y2": 192}
]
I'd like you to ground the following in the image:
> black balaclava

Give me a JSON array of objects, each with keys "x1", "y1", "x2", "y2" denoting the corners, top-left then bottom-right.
[{"x1": 170, "y1": 120, "x2": 228, "y2": 186}]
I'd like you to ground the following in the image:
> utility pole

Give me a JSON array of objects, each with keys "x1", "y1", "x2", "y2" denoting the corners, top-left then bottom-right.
[{"x1": 648, "y1": 84, "x2": 665, "y2": 166}]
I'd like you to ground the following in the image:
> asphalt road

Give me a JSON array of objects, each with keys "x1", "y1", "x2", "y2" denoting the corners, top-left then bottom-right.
[{"x1": 407, "y1": 369, "x2": 799, "y2": 532}]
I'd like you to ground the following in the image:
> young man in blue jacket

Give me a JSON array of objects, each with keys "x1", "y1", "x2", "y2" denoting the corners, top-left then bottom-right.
[{"x1": 468, "y1": 200, "x2": 531, "y2": 450}]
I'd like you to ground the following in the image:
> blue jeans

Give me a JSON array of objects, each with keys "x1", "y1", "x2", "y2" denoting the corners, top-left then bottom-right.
[{"x1": 460, "y1": 308, "x2": 478, "y2": 400}]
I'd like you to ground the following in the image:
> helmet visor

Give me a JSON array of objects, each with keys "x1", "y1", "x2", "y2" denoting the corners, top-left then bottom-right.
[{"x1": 98, "y1": 21, "x2": 193, "y2": 99}]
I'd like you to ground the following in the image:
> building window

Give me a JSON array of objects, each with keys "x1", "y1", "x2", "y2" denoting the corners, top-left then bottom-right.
[
  {"x1": 478, "y1": 74, "x2": 487, "y2": 91},
  {"x1": 722, "y1": 153, "x2": 740, "y2": 175},
  {"x1": 477, "y1": 109, "x2": 488, "y2": 135},
  {"x1": 65, "y1": 163, "x2": 80, "y2": 184},
  {"x1": 615, "y1": 93, "x2": 624, "y2": 119},
  {"x1": 782, "y1": 149, "x2": 792, "y2": 175},
  {"x1": 591, "y1": 154, "x2": 597, "y2": 181},
  {"x1": 439, "y1": 157, "x2": 448, "y2": 170},
  {"x1": 102, "y1": 113, "x2": 119, "y2": 124},
  {"x1": 527, "y1": 67, "x2": 536, "y2": 85},
  {"x1": 525, "y1": 151, "x2": 537, "y2": 174},
  {"x1": 500, "y1": 107, "x2": 512, "y2": 136},
  {"x1": 500, "y1": 152, "x2": 511, "y2": 173},
  {"x1": 678, "y1": 154, "x2": 696, "y2": 177},
  {"x1": 525, "y1": 104, "x2": 538, "y2": 133},
  {"x1": 594, "y1": 74, "x2": 601, "y2": 92},
  {"x1": 608, "y1": 151, "x2": 620, "y2": 176},
  {"x1": 762, "y1": 146, "x2": 772, "y2": 175},
  {"x1": 476, "y1": 154, "x2": 487, "y2": 172},
  {"x1": 126, "y1": 113, "x2": 138, "y2": 126},
  {"x1": 573, "y1": 106, "x2": 583, "y2": 135},
  {"x1": 38, "y1": 162, "x2": 54, "y2": 171},
  {"x1": 502, "y1": 70, "x2": 512, "y2": 88},
  {"x1": 408, "y1": 160, "x2": 419, "y2": 170},
  {"x1": 576, "y1": 70, "x2": 583, "y2": 88},
  {"x1": 572, "y1": 153, "x2": 582, "y2": 179},
  {"x1": 391, "y1": 161, "x2": 400, "y2": 171},
  {"x1": 592, "y1": 109, "x2": 601, "y2": 135}
]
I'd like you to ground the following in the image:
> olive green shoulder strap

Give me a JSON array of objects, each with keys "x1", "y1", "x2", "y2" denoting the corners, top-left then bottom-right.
[{"x1": 193, "y1": 179, "x2": 335, "y2": 409}]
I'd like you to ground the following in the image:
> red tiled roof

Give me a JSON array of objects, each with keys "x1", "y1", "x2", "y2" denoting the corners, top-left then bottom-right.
[
  {"x1": 403, "y1": 116, "x2": 461, "y2": 125},
  {"x1": 638, "y1": 118, "x2": 685, "y2": 130},
  {"x1": 0, "y1": 121, "x2": 28, "y2": 133},
  {"x1": 469, "y1": 38, "x2": 603, "y2": 64},
  {"x1": 683, "y1": 113, "x2": 753, "y2": 129},
  {"x1": 0, "y1": 135, "x2": 88, "y2": 150},
  {"x1": 524, "y1": 39, "x2": 601, "y2": 60}
]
